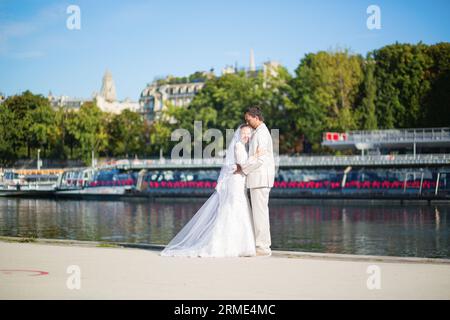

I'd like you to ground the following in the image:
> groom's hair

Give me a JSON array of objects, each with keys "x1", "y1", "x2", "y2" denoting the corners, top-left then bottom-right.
[{"x1": 245, "y1": 106, "x2": 264, "y2": 122}]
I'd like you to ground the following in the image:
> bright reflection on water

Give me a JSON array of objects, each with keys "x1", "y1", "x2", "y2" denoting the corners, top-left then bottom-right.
[{"x1": 0, "y1": 197, "x2": 448, "y2": 258}]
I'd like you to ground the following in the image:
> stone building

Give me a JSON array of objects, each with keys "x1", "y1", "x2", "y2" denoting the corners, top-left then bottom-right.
[
  {"x1": 139, "y1": 50, "x2": 282, "y2": 122},
  {"x1": 139, "y1": 76, "x2": 207, "y2": 121},
  {"x1": 48, "y1": 91, "x2": 86, "y2": 109}
]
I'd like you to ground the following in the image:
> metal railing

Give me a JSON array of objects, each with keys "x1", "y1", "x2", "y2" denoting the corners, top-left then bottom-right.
[
  {"x1": 277, "y1": 154, "x2": 450, "y2": 167},
  {"x1": 98, "y1": 154, "x2": 450, "y2": 170},
  {"x1": 323, "y1": 128, "x2": 450, "y2": 145}
]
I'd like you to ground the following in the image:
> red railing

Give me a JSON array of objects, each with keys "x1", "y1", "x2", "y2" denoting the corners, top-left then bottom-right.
[
  {"x1": 143, "y1": 181, "x2": 217, "y2": 189},
  {"x1": 273, "y1": 180, "x2": 441, "y2": 189},
  {"x1": 141, "y1": 179, "x2": 443, "y2": 189},
  {"x1": 89, "y1": 179, "x2": 135, "y2": 187}
]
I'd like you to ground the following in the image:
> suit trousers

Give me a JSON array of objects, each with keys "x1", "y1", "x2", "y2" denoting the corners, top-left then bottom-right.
[{"x1": 249, "y1": 187, "x2": 271, "y2": 251}]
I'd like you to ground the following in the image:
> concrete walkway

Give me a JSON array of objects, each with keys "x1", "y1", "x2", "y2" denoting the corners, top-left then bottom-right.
[{"x1": 0, "y1": 240, "x2": 449, "y2": 299}]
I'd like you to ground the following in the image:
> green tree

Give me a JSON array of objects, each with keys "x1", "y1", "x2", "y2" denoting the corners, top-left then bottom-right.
[
  {"x1": 61, "y1": 108, "x2": 82, "y2": 159},
  {"x1": 65, "y1": 101, "x2": 108, "y2": 164},
  {"x1": 372, "y1": 42, "x2": 432, "y2": 128},
  {"x1": 166, "y1": 67, "x2": 297, "y2": 154},
  {"x1": 148, "y1": 116, "x2": 173, "y2": 157},
  {"x1": 422, "y1": 42, "x2": 450, "y2": 126},
  {"x1": 291, "y1": 50, "x2": 364, "y2": 149},
  {"x1": 166, "y1": 71, "x2": 259, "y2": 150},
  {"x1": 358, "y1": 54, "x2": 378, "y2": 130},
  {"x1": 2, "y1": 91, "x2": 53, "y2": 158},
  {"x1": 107, "y1": 109, "x2": 145, "y2": 157},
  {"x1": 258, "y1": 65, "x2": 299, "y2": 154},
  {"x1": 29, "y1": 102, "x2": 57, "y2": 158},
  {"x1": 0, "y1": 103, "x2": 16, "y2": 166}
]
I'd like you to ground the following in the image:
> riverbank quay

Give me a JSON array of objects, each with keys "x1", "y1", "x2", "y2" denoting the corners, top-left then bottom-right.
[{"x1": 0, "y1": 238, "x2": 449, "y2": 299}]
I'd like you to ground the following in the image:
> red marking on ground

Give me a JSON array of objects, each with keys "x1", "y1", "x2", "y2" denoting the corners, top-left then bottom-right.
[{"x1": 0, "y1": 269, "x2": 49, "y2": 276}]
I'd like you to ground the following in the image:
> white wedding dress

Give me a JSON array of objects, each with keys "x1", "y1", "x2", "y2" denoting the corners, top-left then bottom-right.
[{"x1": 160, "y1": 129, "x2": 256, "y2": 258}]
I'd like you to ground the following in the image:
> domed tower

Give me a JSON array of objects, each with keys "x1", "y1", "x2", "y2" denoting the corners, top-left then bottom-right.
[{"x1": 100, "y1": 69, "x2": 117, "y2": 102}]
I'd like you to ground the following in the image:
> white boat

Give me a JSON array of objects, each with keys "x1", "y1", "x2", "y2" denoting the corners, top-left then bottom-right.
[
  {"x1": 54, "y1": 168, "x2": 136, "y2": 198},
  {"x1": 0, "y1": 170, "x2": 59, "y2": 197}
]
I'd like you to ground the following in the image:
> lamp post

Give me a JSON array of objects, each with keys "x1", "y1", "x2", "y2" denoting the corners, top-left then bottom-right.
[{"x1": 37, "y1": 149, "x2": 41, "y2": 171}]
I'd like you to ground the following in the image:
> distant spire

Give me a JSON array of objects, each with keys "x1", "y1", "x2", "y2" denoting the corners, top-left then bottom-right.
[
  {"x1": 100, "y1": 69, "x2": 117, "y2": 102},
  {"x1": 249, "y1": 49, "x2": 255, "y2": 72}
]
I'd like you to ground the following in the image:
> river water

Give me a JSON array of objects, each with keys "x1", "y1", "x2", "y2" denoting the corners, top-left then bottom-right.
[{"x1": 0, "y1": 197, "x2": 448, "y2": 258}]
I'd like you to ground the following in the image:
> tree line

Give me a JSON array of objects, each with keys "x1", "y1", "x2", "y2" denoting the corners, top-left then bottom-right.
[{"x1": 0, "y1": 42, "x2": 449, "y2": 166}]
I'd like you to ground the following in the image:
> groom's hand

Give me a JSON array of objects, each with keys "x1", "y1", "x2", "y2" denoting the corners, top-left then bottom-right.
[{"x1": 233, "y1": 164, "x2": 243, "y2": 174}]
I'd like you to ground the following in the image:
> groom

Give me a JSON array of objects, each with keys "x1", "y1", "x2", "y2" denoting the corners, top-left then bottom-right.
[{"x1": 234, "y1": 106, "x2": 275, "y2": 256}]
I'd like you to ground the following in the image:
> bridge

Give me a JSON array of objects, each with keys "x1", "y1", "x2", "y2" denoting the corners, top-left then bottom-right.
[
  {"x1": 99, "y1": 153, "x2": 450, "y2": 170},
  {"x1": 322, "y1": 127, "x2": 450, "y2": 154}
]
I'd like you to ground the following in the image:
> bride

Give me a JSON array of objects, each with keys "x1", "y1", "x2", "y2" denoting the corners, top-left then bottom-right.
[{"x1": 160, "y1": 124, "x2": 262, "y2": 258}]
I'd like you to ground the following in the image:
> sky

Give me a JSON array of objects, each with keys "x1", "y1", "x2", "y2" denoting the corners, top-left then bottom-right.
[{"x1": 0, "y1": 0, "x2": 449, "y2": 100}]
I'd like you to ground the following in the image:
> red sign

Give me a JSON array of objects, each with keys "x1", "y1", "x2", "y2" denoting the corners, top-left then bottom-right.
[{"x1": 324, "y1": 132, "x2": 348, "y2": 142}]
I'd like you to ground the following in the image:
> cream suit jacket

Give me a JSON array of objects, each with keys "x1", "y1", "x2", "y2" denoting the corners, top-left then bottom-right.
[{"x1": 241, "y1": 123, "x2": 275, "y2": 188}]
